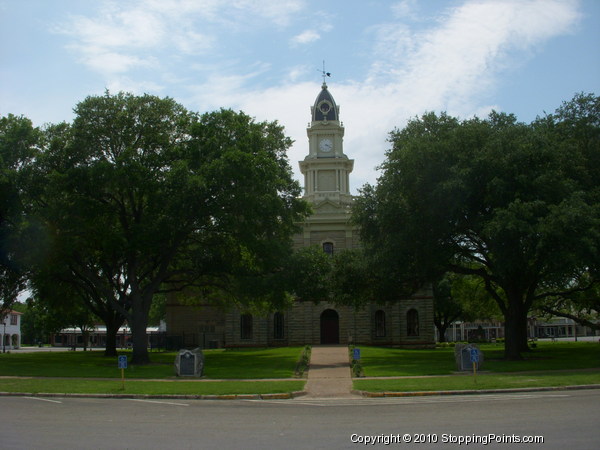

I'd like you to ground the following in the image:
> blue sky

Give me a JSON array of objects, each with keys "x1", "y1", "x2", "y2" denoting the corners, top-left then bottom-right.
[{"x1": 1, "y1": 0, "x2": 598, "y2": 191}]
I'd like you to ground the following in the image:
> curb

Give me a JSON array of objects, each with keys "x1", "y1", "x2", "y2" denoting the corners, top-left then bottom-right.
[
  {"x1": 0, "y1": 390, "x2": 308, "y2": 400},
  {"x1": 353, "y1": 384, "x2": 600, "y2": 398},
  {"x1": 2, "y1": 385, "x2": 600, "y2": 401}
]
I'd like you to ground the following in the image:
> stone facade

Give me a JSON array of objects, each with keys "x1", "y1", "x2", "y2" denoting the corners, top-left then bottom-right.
[{"x1": 166, "y1": 82, "x2": 435, "y2": 348}]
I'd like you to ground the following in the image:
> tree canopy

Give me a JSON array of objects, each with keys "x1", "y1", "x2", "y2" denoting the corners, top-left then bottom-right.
[
  {"x1": 353, "y1": 93, "x2": 600, "y2": 359},
  {"x1": 8, "y1": 92, "x2": 309, "y2": 364},
  {"x1": 0, "y1": 114, "x2": 38, "y2": 318}
]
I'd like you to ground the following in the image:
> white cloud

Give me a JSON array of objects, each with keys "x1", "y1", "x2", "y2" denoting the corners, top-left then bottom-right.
[
  {"x1": 391, "y1": 0, "x2": 418, "y2": 19},
  {"x1": 57, "y1": 0, "x2": 307, "y2": 77},
  {"x1": 105, "y1": 77, "x2": 165, "y2": 96},
  {"x1": 172, "y1": 31, "x2": 216, "y2": 55},
  {"x1": 285, "y1": 65, "x2": 311, "y2": 83},
  {"x1": 69, "y1": 46, "x2": 156, "y2": 75},
  {"x1": 232, "y1": 0, "x2": 306, "y2": 27},
  {"x1": 367, "y1": 0, "x2": 581, "y2": 116},
  {"x1": 61, "y1": 6, "x2": 165, "y2": 50},
  {"x1": 291, "y1": 29, "x2": 321, "y2": 46},
  {"x1": 51, "y1": 0, "x2": 582, "y2": 192},
  {"x1": 237, "y1": 0, "x2": 582, "y2": 190}
]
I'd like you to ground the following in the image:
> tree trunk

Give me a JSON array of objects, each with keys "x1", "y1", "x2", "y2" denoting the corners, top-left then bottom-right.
[
  {"x1": 519, "y1": 315, "x2": 530, "y2": 352},
  {"x1": 82, "y1": 329, "x2": 89, "y2": 351},
  {"x1": 503, "y1": 295, "x2": 529, "y2": 360},
  {"x1": 434, "y1": 321, "x2": 449, "y2": 343},
  {"x1": 130, "y1": 294, "x2": 152, "y2": 365},
  {"x1": 503, "y1": 314, "x2": 522, "y2": 360},
  {"x1": 104, "y1": 317, "x2": 123, "y2": 357}
]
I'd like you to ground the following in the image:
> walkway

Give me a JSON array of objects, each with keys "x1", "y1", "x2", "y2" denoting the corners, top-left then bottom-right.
[{"x1": 303, "y1": 345, "x2": 357, "y2": 398}]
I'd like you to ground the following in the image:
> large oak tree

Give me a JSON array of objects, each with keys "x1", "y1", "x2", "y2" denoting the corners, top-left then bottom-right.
[
  {"x1": 27, "y1": 92, "x2": 308, "y2": 364},
  {"x1": 0, "y1": 115, "x2": 38, "y2": 318},
  {"x1": 353, "y1": 94, "x2": 599, "y2": 360}
]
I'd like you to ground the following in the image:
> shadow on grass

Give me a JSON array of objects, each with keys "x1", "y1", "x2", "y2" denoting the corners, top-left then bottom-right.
[
  {"x1": 0, "y1": 347, "x2": 304, "y2": 379},
  {"x1": 358, "y1": 342, "x2": 600, "y2": 377}
]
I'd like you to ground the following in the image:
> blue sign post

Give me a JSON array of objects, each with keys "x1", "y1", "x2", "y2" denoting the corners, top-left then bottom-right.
[
  {"x1": 353, "y1": 348, "x2": 361, "y2": 361},
  {"x1": 118, "y1": 355, "x2": 128, "y2": 389}
]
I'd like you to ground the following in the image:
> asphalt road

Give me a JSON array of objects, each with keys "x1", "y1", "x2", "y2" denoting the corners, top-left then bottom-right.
[{"x1": 1, "y1": 389, "x2": 598, "y2": 449}]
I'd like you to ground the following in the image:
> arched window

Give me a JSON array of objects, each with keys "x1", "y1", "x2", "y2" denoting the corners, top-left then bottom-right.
[
  {"x1": 240, "y1": 313, "x2": 253, "y2": 340},
  {"x1": 375, "y1": 310, "x2": 386, "y2": 337},
  {"x1": 322, "y1": 242, "x2": 334, "y2": 256},
  {"x1": 273, "y1": 312, "x2": 285, "y2": 340},
  {"x1": 407, "y1": 309, "x2": 419, "y2": 337}
]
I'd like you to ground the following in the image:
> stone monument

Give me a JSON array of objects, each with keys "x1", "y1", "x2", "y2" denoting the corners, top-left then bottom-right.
[
  {"x1": 454, "y1": 343, "x2": 484, "y2": 371},
  {"x1": 175, "y1": 348, "x2": 205, "y2": 377}
]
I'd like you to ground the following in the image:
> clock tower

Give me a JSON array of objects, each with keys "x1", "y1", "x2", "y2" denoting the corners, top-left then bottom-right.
[
  {"x1": 299, "y1": 82, "x2": 354, "y2": 207},
  {"x1": 295, "y1": 82, "x2": 357, "y2": 252},
  {"x1": 167, "y1": 79, "x2": 436, "y2": 350}
]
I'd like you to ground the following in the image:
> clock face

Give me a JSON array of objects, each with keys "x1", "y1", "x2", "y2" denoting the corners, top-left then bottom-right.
[
  {"x1": 319, "y1": 138, "x2": 333, "y2": 152},
  {"x1": 318, "y1": 101, "x2": 332, "y2": 114}
]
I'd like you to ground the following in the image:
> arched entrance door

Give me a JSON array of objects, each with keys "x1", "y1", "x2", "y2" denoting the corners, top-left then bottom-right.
[{"x1": 320, "y1": 309, "x2": 339, "y2": 344}]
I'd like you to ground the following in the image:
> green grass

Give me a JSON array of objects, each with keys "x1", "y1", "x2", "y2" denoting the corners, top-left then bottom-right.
[
  {"x1": 354, "y1": 371, "x2": 600, "y2": 393},
  {"x1": 481, "y1": 342, "x2": 600, "y2": 372},
  {"x1": 1, "y1": 342, "x2": 598, "y2": 396},
  {"x1": 357, "y1": 342, "x2": 600, "y2": 377},
  {"x1": 358, "y1": 347, "x2": 455, "y2": 376},
  {"x1": 352, "y1": 341, "x2": 600, "y2": 393},
  {"x1": 0, "y1": 377, "x2": 305, "y2": 396},
  {"x1": 205, "y1": 347, "x2": 303, "y2": 379},
  {"x1": 0, "y1": 347, "x2": 303, "y2": 379}
]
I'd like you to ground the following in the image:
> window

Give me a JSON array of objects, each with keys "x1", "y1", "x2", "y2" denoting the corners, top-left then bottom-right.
[
  {"x1": 199, "y1": 323, "x2": 216, "y2": 333},
  {"x1": 375, "y1": 310, "x2": 386, "y2": 337},
  {"x1": 240, "y1": 314, "x2": 253, "y2": 340},
  {"x1": 273, "y1": 312, "x2": 284, "y2": 339},
  {"x1": 323, "y1": 242, "x2": 334, "y2": 256},
  {"x1": 407, "y1": 309, "x2": 419, "y2": 337},
  {"x1": 10, "y1": 314, "x2": 18, "y2": 325}
]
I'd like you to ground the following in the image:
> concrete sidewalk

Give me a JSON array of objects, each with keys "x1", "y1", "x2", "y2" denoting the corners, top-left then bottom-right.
[{"x1": 303, "y1": 345, "x2": 357, "y2": 398}]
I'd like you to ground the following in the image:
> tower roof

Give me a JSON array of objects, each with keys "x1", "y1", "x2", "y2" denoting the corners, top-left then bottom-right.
[{"x1": 312, "y1": 82, "x2": 339, "y2": 122}]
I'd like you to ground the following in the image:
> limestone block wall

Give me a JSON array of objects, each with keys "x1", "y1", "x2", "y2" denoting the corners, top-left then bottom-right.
[
  {"x1": 397, "y1": 296, "x2": 435, "y2": 348},
  {"x1": 225, "y1": 310, "x2": 270, "y2": 347},
  {"x1": 165, "y1": 302, "x2": 227, "y2": 348},
  {"x1": 168, "y1": 295, "x2": 435, "y2": 349}
]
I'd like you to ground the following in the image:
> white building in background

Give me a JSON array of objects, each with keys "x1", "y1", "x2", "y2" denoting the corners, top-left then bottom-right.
[
  {"x1": 1, "y1": 310, "x2": 22, "y2": 351},
  {"x1": 52, "y1": 321, "x2": 167, "y2": 349}
]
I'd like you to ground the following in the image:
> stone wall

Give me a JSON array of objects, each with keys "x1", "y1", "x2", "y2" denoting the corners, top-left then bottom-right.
[
  {"x1": 165, "y1": 299, "x2": 227, "y2": 348},
  {"x1": 221, "y1": 295, "x2": 435, "y2": 348}
]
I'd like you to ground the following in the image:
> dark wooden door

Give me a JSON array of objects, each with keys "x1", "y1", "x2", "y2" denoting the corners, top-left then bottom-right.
[{"x1": 320, "y1": 309, "x2": 339, "y2": 344}]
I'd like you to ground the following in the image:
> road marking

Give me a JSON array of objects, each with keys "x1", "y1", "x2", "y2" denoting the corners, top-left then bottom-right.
[
  {"x1": 246, "y1": 393, "x2": 571, "y2": 407},
  {"x1": 128, "y1": 399, "x2": 189, "y2": 407},
  {"x1": 24, "y1": 396, "x2": 62, "y2": 404}
]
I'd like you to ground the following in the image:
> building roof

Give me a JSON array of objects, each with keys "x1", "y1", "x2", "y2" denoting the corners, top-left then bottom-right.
[{"x1": 312, "y1": 82, "x2": 339, "y2": 122}]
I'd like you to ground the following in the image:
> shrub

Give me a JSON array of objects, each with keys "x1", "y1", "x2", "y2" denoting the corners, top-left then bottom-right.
[
  {"x1": 294, "y1": 345, "x2": 311, "y2": 377},
  {"x1": 348, "y1": 345, "x2": 364, "y2": 377}
]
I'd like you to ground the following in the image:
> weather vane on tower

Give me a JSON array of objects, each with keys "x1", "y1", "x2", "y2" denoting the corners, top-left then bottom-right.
[{"x1": 319, "y1": 60, "x2": 331, "y2": 84}]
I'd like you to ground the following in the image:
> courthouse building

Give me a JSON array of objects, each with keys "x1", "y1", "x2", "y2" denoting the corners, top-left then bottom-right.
[{"x1": 166, "y1": 82, "x2": 434, "y2": 348}]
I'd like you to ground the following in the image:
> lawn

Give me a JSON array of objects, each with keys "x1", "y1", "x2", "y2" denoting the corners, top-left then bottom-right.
[
  {"x1": 356, "y1": 341, "x2": 600, "y2": 377},
  {"x1": 1, "y1": 342, "x2": 598, "y2": 396},
  {"x1": 352, "y1": 341, "x2": 600, "y2": 393},
  {"x1": 0, "y1": 347, "x2": 304, "y2": 379},
  {"x1": 353, "y1": 371, "x2": 600, "y2": 393},
  {"x1": 0, "y1": 377, "x2": 305, "y2": 396}
]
